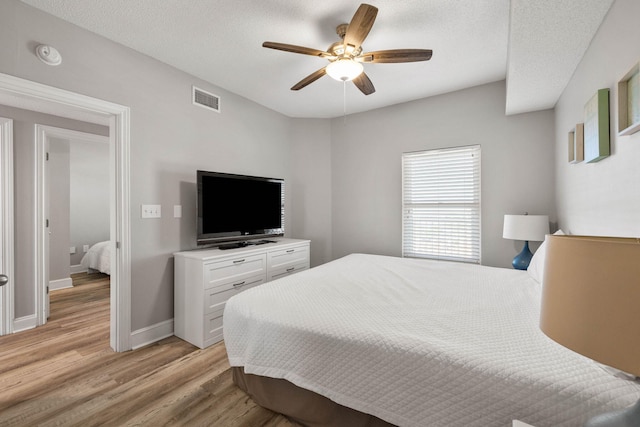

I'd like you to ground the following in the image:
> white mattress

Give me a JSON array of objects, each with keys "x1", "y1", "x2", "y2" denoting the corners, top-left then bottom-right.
[
  {"x1": 80, "y1": 241, "x2": 111, "y2": 275},
  {"x1": 223, "y1": 253, "x2": 640, "y2": 427}
]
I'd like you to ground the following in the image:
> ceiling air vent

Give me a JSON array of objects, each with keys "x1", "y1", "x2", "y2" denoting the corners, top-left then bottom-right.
[{"x1": 192, "y1": 86, "x2": 220, "y2": 113}]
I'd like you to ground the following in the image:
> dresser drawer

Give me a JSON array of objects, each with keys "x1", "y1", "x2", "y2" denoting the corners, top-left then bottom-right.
[
  {"x1": 268, "y1": 261, "x2": 309, "y2": 282},
  {"x1": 203, "y1": 275, "x2": 264, "y2": 314},
  {"x1": 174, "y1": 239, "x2": 310, "y2": 349},
  {"x1": 202, "y1": 308, "x2": 225, "y2": 348},
  {"x1": 204, "y1": 254, "x2": 266, "y2": 290},
  {"x1": 268, "y1": 245, "x2": 309, "y2": 270}
]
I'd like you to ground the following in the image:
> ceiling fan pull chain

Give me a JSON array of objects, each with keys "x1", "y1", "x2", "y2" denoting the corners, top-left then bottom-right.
[{"x1": 343, "y1": 80, "x2": 347, "y2": 123}]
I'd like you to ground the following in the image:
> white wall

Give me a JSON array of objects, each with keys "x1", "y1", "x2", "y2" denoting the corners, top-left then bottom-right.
[
  {"x1": 69, "y1": 139, "x2": 109, "y2": 266},
  {"x1": 331, "y1": 81, "x2": 556, "y2": 268},
  {"x1": 555, "y1": 0, "x2": 640, "y2": 237}
]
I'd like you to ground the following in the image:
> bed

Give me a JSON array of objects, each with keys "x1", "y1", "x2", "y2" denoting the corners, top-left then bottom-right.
[
  {"x1": 80, "y1": 241, "x2": 111, "y2": 275},
  {"x1": 223, "y1": 253, "x2": 640, "y2": 427}
]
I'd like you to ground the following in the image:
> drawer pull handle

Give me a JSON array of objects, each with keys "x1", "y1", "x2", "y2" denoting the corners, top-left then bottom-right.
[
  {"x1": 286, "y1": 249, "x2": 294, "y2": 253},
  {"x1": 286, "y1": 267, "x2": 295, "y2": 272},
  {"x1": 233, "y1": 281, "x2": 246, "y2": 287},
  {"x1": 233, "y1": 259, "x2": 245, "y2": 264}
]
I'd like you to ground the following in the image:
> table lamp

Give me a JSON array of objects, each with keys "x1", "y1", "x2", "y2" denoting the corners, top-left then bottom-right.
[
  {"x1": 540, "y1": 235, "x2": 640, "y2": 426},
  {"x1": 502, "y1": 214, "x2": 549, "y2": 270}
]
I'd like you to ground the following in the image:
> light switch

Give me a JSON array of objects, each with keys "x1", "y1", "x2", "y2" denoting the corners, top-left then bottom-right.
[
  {"x1": 173, "y1": 205, "x2": 182, "y2": 218},
  {"x1": 70, "y1": 246, "x2": 76, "y2": 254},
  {"x1": 141, "y1": 204, "x2": 162, "y2": 218}
]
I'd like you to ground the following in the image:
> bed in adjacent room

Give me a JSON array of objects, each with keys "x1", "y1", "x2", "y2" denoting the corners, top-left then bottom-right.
[
  {"x1": 223, "y1": 253, "x2": 640, "y2": 427},
  {"x1": 80, "y1": 241, "x2": 111, "y2": 275}
]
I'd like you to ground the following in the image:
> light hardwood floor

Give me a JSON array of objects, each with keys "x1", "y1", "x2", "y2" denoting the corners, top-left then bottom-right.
[{"x1": 0, "y1": 272, "x2": 296, "y2": 426}]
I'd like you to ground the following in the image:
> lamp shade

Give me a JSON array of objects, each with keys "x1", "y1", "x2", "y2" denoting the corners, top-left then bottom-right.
[
  {"x1": 326, "y1": 59, "x2": 363, "y2": 82},
  {"x1": 502, "y1": 214, "x2": 549, "y2": 241},
  {"x1": 540, "y1": 235, "x2": 640, "y2": 377}
]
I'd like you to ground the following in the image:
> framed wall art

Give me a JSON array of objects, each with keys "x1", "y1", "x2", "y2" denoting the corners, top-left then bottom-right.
[
  {"x1": 583, "y1": 88, "x2": 610, "y2": 163},
  {"x1": 618, "y1": 62, "x2": 640, "y2": 136},
  {"x1": 568, "y1": 123, "x2": 584, "y2": 164}
]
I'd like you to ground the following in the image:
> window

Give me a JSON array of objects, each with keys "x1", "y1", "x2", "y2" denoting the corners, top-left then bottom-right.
[{"x1": 402, "y1": 145, "x2": 481, "y2": 263}]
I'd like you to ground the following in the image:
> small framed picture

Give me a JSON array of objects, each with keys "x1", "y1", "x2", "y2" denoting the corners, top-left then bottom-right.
[
  {"x1": 618, "y1": 62, "x2": 640, "y2": 136},
  {"x1": 568, "y1": 124, "x2": 584, "y2": 164},
  {"x1": 583, "y1": 89, "x2": 610, "y2": 163}
]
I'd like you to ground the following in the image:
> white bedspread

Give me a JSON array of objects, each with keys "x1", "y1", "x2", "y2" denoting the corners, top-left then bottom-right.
[
  {"x1": 80, "y1": 241, "x2": 111, "y2": 275},
  {"x1": 224, "y1": 253, "x2": 640, "y2": 427}
]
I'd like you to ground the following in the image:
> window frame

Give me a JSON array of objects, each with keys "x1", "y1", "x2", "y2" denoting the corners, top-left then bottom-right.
[{"x1": 401, "y1": 144, "x2": 482, "y2": 264}]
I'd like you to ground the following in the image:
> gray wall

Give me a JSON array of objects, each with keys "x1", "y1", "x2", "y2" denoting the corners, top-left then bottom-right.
[
  {"x1": 290, "y1": 119, "x2": 332, "y2": 267},
  {"x1": 554, "y1": 0, "x2": 640, "y2": 237},
  {"x1": 69, "y1": 139, "x2": 109, "y2": 266},
  {"x1": 330, "y1": 81, "x2": 556, "y2": 268},
  {"x1": 0, "y1": 104, "x2": 108, "y2": 318},
  {"x1": 48, "y1": 137, "x2": 70, "y2": 282},
  {"x1": 0, "y1": 0, "x2": 296, "y2": 330},
  {"x1": 0, "y1": 0, "x2": 559, "y2": 332}
]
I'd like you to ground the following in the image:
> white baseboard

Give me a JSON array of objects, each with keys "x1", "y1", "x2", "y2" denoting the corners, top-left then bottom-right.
[
  {"x1": 70, "y1": 264, "x2": 87, "y2": 274},
  {"x1": 13, "y1": 317, "x2": 175, "y2": 348},
  {"x1": 49, "y1": 277, "x2": 73, "y2": 291},
  {"x1": 13, "y1": 314, "x2": 37, "y2": 333},
  {"x1": 130, "y1": 318, "x2": 174, "y2": 350}
]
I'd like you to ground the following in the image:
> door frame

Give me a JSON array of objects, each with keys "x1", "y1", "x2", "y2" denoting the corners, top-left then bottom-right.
[
  {"x1": 0, "y1": 117, "x2": 14, "y2": 336},
  {"x1": 35, "y1": 125, "x2": 110, "y2": 327},
  {"x1": 0, "y1": 72, "x2": 132, "y2": 351}
]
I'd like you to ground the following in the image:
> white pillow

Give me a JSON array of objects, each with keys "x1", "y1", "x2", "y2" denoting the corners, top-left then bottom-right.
[{"x1": 527, "y1": 229, "x2": 565, "y2": 284}]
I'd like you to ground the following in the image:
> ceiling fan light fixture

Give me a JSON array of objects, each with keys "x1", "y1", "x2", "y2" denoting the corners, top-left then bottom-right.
[
  {"x1": 326, "y1": 59, "x2": 363, "y2": 82},
  {"x1": 262, "y1": 4, "x2": 431, "y2": 95}
]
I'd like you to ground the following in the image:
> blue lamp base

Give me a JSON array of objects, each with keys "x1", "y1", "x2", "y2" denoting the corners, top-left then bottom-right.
[{"x1": 512, "y1": 241, "x2": 533, "y2": 270}]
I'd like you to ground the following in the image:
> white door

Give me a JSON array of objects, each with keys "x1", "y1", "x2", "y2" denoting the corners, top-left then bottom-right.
[
  {"x1": 43, "y1": 135, "x2": 50, "y2": 320},
  {"x1": 35, "y1": 124, "x2": 51, "y2": 326},
  {"x1": 0, "y1": 117, "x2": 14, "y2": 336}
]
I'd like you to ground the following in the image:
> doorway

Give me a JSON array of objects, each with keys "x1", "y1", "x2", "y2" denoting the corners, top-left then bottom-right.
[
  {"x1": 0, "y1": 72, "x2": 132, "y2": 351},
  {"x1": 36, "y1": 125, "x2": 110, "y2": 325}
]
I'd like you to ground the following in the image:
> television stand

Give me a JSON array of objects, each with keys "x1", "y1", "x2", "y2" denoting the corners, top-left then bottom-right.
[
  {"x1": 218, "y1": 241, "x2": 250, "y2": 250},
  {"x1": 250, "y1": 239, "x2": 278, "y2": 245},
  {"x1": 174, "y1": 238, "x2": 310, "y2": 348},
  {"x1": 218, "y1": 239, "x2": 279, "y2": 250}
]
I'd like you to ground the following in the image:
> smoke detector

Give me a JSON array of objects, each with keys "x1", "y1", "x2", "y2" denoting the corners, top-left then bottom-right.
[{"x1": 35, "y1": 45, "x2": 62, "y2": 66}]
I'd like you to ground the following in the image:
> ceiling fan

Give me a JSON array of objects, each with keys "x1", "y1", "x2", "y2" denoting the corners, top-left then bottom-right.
[{"x1": 262, "y1": 3, "x2": 433, "y2": 95}]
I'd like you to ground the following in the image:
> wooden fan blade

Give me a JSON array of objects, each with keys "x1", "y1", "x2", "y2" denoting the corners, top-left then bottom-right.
[
  {"x1": 263, "y1": 41, "x2": 333, "y2": 58},
  {"x1": 360, "y1": 49, "x2": 433, "y2": 63},
  {"x1": 352, "y1": 72, "x2": 375, "y2": 95},
  {"x1": 291, "y1": 67, "x2": 327, "y2": 91},
  {"x1": 343, "y1": 4, "x2": 378, "y2": 52}
]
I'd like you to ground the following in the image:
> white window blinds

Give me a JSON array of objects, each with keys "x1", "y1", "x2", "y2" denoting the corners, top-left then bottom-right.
[{"x1": 402, "y1": 145, "x2": 481, "y2": 263}]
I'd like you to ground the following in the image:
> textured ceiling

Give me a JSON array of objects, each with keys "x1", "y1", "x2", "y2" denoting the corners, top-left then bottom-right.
[
  {"x1": 20, "y1": 0, "x2": 612, "y2": 119},
  {"x1": 506, "y1": 0, "x2": 615, "y2": 115}
]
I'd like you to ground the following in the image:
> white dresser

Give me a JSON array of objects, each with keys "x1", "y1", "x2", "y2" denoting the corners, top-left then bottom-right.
[{"x1": 173, "y1": 238, "x2": 310, "y2": 348}]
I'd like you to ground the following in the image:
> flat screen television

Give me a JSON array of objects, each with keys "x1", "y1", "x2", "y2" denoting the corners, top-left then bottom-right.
[{"x1": 196, "y1": 170, "x2": 284, "y2": 246}]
